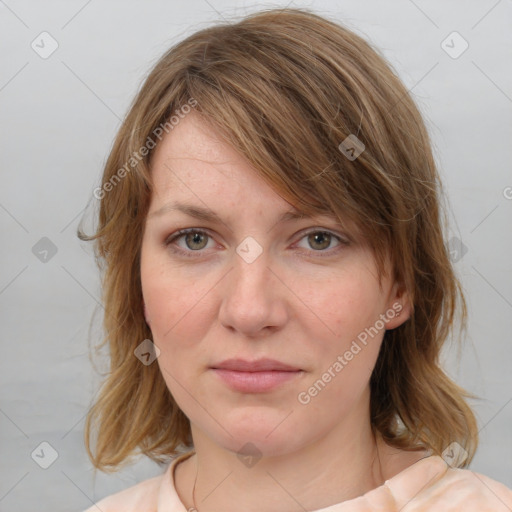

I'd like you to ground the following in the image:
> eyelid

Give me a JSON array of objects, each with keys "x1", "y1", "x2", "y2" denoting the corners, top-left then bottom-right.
[
  {"x1": 292, "y1": 227, "x2": 350, "y2": 256},
  {"x1": 164, "y1": 226, "x2": 350, "y2": 258},
  {"x1": 164, "y1": 228, "x2": 219, "y2": 258}
]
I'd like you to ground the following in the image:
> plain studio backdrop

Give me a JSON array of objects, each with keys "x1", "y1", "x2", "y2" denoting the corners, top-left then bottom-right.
[{"x1": 0, "y1": 1, "x2": 511, "y2": 511}]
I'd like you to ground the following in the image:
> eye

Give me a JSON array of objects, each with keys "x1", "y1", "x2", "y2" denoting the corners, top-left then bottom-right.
[
  {"x1": 164, "y1": 227, "x2": 349, "y2": 259},
  {"x1": 295, "y1": 229, "x2": 348, "y2": 255},
  {"x1": 165, "y1": 229, "x2": 214, "y2": 256}
]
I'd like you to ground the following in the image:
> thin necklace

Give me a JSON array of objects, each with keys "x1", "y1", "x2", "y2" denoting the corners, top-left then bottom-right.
[
  {"x1": 189, "y1": 437, "x2": 383, "y2": 511},
  {"x1": 191, "y1": 465, "x2": 199, "y2": 512}
]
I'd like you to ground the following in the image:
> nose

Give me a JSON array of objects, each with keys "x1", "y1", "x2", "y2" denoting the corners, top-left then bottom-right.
[{"x1": 218, "y1": 242, "x2": 288, "y2": 337}]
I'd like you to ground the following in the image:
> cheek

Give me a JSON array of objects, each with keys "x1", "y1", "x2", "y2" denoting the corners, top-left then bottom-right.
[
  {"x1": 143, "y1": 280, "x2": 209, "y2": 350},
  {"x1": 142, "y1": 275, "x2": 210, "y2": 404},
  {"x1": 303, "y1": 269, "x2": 386, "y2": 347},
  {"x1": 140, "y1": 257, "x2": 218, "y2": 381},
  {"x1": 141, "y1": 249, "x2": 209, "y2": 335},
  {"x1": 297, "y1": 270, "x2": 386, "y2": 397}
]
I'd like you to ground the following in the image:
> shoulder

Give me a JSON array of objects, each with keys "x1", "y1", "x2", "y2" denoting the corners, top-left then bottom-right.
[
  {"x1": 83, "y1": 470, "x2": 165, "y2": 512},
  {"x1": 82, "y1": 452, "x2": 194, "y2": 512},
  {"x1": 384, "y1": 455, "x2": 512, "y2": 511},
  {"x1": 416, "y1": 464, "x2": 512, "y2": 510}
]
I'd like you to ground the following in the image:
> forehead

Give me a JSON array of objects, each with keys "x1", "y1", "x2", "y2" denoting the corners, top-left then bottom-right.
[
  {"x1": 147, "y1": 110, "x2": 368, "y2": 246},
  {"x1": 148, "y1": 111, "x2": 296, "y2": 212},
  {"x1": 151, "y1": 111, "x2": 238, "y2": 178}
]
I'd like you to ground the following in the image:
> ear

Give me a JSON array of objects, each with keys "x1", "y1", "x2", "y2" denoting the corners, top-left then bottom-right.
[
  {"x1": 384, "y1": 282, "x2": 412, "y2": 330},
  {"x1": 143, "y1": 300, "x2": 151, "y2": 326}
]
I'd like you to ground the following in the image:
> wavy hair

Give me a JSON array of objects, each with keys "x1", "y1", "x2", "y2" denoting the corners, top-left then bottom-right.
[{"x1": 79, "y1": 7, "x2": 478, "y2": 471}]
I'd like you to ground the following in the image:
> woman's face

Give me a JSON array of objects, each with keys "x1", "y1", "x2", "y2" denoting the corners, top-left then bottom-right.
[{"x1": 140, "y1": 111, "x2": 409, "y2": 457}]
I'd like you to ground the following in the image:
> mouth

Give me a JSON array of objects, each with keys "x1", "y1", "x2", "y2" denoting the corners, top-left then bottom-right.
[
  {"x1": 211, "y1": 358, "x2": 301, "y2": 372},
  {"x1": 210, "y1": 358, "x2": 304, "y2": 393}
]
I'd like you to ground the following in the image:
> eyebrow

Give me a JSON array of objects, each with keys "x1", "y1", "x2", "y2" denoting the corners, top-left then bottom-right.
[{"x1": 147, "y1": 201, "x2": 311, "y2": 224}]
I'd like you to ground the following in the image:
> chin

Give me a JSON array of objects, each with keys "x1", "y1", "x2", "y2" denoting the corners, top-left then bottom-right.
[{"x1": 208, "y1": 409, "x2": 308, "y2": 458}]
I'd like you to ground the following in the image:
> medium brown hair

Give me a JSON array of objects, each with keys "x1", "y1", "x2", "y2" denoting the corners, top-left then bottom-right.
[{"x1": 79, "y1": 7, "x2": 478, "y2": 471}]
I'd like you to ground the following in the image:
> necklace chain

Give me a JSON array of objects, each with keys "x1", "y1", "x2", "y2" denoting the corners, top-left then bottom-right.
[
  {"x1": 188, "y1": 433, "x2": 383, "y2": 511},
  {"x1": 191, "y1": 466, "x2": 199, "y2": 512}
]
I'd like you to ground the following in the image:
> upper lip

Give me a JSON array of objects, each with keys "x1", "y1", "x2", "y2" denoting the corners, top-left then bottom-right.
[{"x1": 211, "y1": 358, "x2": 301, "y2": 372}]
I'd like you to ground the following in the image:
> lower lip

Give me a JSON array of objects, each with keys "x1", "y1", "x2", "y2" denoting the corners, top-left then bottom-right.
[{"x1": 211, "y1": 369, "x2": 303, "y2": 393}]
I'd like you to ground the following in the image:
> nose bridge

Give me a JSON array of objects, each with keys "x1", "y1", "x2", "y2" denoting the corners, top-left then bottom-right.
[
  {"x1": 231, "y1": 236, "x2": 272, "y2": 302},
  {"x1": 234, "y1": 243, "x2": 269, "y2": 291},
  {"x1": 218, "y1": 236, "x2": 286, "y2": 334}
]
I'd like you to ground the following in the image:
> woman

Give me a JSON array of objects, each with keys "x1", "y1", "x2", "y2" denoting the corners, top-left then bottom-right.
[{"x1": 80, "y1": 7, "x2": 512, "y2": 511}]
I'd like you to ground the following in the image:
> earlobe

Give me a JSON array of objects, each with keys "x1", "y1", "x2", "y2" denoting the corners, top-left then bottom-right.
[
  {"x1": 385, "y1": 286, "x2": 412, "y2": 330},
  {"x1": 143, "y1": 301, "x2": 151, "y2": 326}
]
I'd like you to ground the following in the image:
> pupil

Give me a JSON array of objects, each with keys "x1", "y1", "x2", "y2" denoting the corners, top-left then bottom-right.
[
  {"x1": 187, "y1": 232, "x2": 206, "y2": 250},
  {"x1": 310, "y1": 232, "x2": 330, "y2": 250}
]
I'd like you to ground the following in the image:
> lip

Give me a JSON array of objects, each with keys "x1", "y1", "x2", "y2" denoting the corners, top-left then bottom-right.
[
  {"x1": 210, "y1": 358, "x2": 303, "y2": 393},
  {"x1": 211, "y1": 358, "x2": 301, "y2": 372}
]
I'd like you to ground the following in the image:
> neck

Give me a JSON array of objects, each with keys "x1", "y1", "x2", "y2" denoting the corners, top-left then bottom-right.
[{"x1": 177, "y1": 405, "x2": 388, "y2": 512}]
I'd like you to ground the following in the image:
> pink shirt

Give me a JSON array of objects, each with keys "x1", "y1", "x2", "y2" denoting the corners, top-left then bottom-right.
[{"x1": 84, "y1": 451, "x2": 512, "y2": 511}]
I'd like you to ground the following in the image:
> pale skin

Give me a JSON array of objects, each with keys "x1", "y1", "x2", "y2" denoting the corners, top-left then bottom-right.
[{"x1": 139, "y1": 111, "x2": 427, "y2": 512}]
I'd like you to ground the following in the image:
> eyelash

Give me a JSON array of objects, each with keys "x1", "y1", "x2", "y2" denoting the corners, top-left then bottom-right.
[{"x1": 164, "y1": 228, "x2": 349, "y2": 259}]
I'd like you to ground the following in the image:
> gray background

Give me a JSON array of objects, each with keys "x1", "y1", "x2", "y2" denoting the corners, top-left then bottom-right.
[{"x1": 1, "y1": 1, "x2": 511, "y2": 511}]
